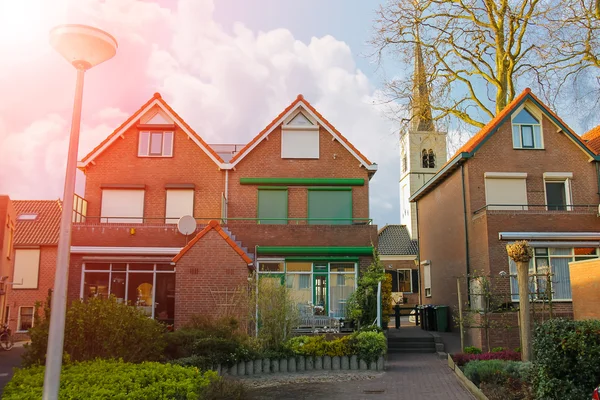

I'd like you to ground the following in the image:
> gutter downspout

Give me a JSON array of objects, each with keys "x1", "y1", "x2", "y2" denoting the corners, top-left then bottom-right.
[
  {"x1": 416, "y1": 200, "x2": 422, "y2": 306},
  {"x1": 224, "y1": 169, "x2": 229, "y2": 223},
  {"x1": 461, "y1": 164, "x2": 471, "y2": 302},
  {"x1": 596, "y1": 162, "x2": 600, "y2": 204}
]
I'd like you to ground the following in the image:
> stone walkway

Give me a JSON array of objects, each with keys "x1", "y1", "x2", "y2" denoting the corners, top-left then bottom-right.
[{"x1": 247, "y1": 352, "x2": 475, "y2": 399}]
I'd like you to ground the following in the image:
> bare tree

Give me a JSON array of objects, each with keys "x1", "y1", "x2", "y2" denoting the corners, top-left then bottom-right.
[{"x1": 372, "y1": 0, "x2": 552, "y2": 129}]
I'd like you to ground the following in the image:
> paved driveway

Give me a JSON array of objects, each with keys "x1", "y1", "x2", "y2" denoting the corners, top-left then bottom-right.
[
  {"x1": 0, "y1": 346, "x2": 24, "y2": 396},
  {"x1": 248, "y1": 353, "x2": 474, "y2": 400}
]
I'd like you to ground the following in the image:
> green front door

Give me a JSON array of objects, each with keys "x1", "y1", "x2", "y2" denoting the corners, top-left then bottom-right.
[{"x1": 313, "y1": 274, "x2": 328, "y2": 315}]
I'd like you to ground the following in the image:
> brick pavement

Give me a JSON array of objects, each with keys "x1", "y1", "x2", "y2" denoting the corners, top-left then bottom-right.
[{"x1": 248, "y1": 352, "x2": 475, "y2": 400}]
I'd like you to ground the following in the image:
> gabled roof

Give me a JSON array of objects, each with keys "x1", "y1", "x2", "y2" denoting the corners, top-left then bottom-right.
[
  {"x1": 410, "y1": 88, "x2": 598, "y2": 202},
  {"x1": 228, "y1": 94, "x2": 377, "y2": 172},
  {"x1": 581, "y1": 124, "x2": 600, "y2": 154},
  {"x1": 13, "y1": 200, "x2": 62, "y2": 246},
  {"x1": 377, "y1": 225, "x2": 418, "y2": 256},
  {"x1": 78, "y1": 93, "x2": 225, "y2": 169},
  {"x1": 172, "y1": 220, "x2": 253, "y2": 265}
]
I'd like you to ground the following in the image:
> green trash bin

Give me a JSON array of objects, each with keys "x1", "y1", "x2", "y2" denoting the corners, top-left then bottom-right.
[{"x1": 434, "y1": 305, "x2": 449, "y2": 332}]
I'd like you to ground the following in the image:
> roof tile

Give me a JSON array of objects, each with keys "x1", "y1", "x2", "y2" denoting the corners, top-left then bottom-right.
[
  {"x1": 377, "y1": 225, "x2": 418, "y2": 256},
  {"x1": 13, "y1": 200, "x2": 62, "y2": 246}
]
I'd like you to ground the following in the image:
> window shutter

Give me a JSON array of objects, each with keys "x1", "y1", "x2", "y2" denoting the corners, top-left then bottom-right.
[
  {"x1": 411, "y1": 269, "x2": 419, "y2": 294},
  {"x1": 101, "y1": 189, "x2": 145, "y2": 223},
  {"x1": 308, "y1": 190, "x2": 352, "y2": 225},
  {"x1": 281, "y1": 130, "x2": 319, "y2": 158},
  {"x1": 165, "y1": 189, "x2": 194, "y2": 223},
  {"x1": 485, "y1": 177, "x2": 528, "y2": 210},
  {"x1": 13, "y1": 249, "x2": 40, "y2": 289},
  {"x1": 258, "y1": 189, "x2": 288, "y2": 224}
]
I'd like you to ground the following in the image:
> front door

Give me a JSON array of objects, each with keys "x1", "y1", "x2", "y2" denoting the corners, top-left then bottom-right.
[{"x1": 313, "y1": 274, "x2": 328, "y2": 315}]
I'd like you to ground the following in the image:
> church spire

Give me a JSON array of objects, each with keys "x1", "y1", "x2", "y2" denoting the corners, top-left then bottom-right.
[{"x1": 411, "y1": 32, "x2": 434, "y2": 132}]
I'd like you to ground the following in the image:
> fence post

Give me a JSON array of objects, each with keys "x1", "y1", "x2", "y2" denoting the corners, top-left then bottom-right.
[{"x1": 394, "y1": 304, "x2": 400, "y2": 329}]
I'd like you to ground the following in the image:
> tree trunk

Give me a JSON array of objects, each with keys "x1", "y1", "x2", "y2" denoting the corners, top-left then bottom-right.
[{"x1": 517, "y1": 261, "x2": 531, "y2": 361}]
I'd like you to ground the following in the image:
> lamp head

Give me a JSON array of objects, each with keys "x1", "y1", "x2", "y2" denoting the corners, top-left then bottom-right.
[{"x1": 50, "y1": 24, "x2": 117, "y2": 70}]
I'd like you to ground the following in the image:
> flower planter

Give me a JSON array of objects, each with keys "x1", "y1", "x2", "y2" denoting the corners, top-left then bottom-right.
[
  {"x1": 306, "y1": 356, "x2": 314, "y2": 371},
  {"x1": 359, "y1": 359, "x2": 368, "y2": 370},
  {"x1": 270, "y1": 359, "x2": 279, "y2": 373},
  {"x1": 254, "y1": 359, "x2": 262, "y2": 374},
  {"x1": 315, "y1": 356, "x2": 323, "y2": 370},
  {"x1": 377, "y1": 356, "x2": 384, "y2": 371},
  {"x1": 237, "y1": 361, "x2": 245, "y2": 376},
  {"x1": 262, "y1": 358, "x2": 270, "y2": 374},
  {"x1": 323, "y1": 356, "x2": 332, "y2": 370},
  {"x1": 280, "y1": 358, "x2": 288, "y2": 373},
  {"x1": 245, "y1": 361, "x2": 254, "y2": 375}
]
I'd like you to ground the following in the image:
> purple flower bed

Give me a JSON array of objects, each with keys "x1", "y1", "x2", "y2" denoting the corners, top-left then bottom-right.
[{"x1": 452, "y1": 350, "x2": 521, "y2": 367}]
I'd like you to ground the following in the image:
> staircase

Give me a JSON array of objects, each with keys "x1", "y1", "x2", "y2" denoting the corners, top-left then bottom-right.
[
  {"x1": 387, "y1": 335, "x2": 437, "y2": 353},
  {"x1": 221, "y1": 227, "x2": 255, "y2": 262}
]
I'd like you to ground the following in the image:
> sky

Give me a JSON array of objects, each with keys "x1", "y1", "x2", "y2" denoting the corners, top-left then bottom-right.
[
  {"x1": 1, "y1": 0, "x2": 594, "y2": 228},
  {"x1": 0, "y1": 0, "x2": 407, "y2": 227}
]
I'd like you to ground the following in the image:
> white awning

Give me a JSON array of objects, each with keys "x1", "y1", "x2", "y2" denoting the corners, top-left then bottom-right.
[
  {"x1": 71, "y1": 246, "x2": 182, "y2": 255},
  {"x1": 499, "y1": 232, "x2": 600, "y2": 241}
]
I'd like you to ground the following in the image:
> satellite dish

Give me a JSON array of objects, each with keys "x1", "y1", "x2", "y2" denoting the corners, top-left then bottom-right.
[{"x1": 177, "y1": 215, "x2": 196, "y2": 236}]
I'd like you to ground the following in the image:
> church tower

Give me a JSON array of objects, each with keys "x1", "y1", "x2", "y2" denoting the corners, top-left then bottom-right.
[{"x1": 399, "y1": 39, "x2": 447, "y2": 238}]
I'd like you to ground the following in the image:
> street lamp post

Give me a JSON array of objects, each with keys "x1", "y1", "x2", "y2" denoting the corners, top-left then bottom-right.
[{"x1": 43, "y1": 25, "x2": 117, "y2": 400}]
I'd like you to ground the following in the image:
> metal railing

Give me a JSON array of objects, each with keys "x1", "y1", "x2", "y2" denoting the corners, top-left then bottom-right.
[
  {"x1": 473, "y1": 204, "x2": 599, "y2": 214},
  {"x1": 73, "y1": 216, "x2": 373, "y2": 225}
]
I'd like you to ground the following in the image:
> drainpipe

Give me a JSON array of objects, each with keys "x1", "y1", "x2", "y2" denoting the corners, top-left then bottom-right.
[
  {"x1": 415, "y1": 200, "x2": 422, "y2": 305},
  {"x1": 224, "y1": 169, "x2": 229, "y2": 223},
  {"x1": 461, "y1": 164, "x2": 471, "y2": 302},
  {"x1": 596, "y1": 162, "x2": 600, "y2": 204}
]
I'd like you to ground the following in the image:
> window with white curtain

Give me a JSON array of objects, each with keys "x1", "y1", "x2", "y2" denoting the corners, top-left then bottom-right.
[
  {"x1": 424, "y1": 262, "x2": 431, "y2": 297},
  {"x1": 508, "y1": 247, "x2": 598, "y2": 301}
]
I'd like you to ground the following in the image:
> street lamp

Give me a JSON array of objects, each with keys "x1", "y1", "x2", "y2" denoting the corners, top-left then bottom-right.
[{"x1": 43, "y1": 25, "x2": 117, "y2": 400}]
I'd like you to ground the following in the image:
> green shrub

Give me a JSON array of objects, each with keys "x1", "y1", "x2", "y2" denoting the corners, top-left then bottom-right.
[
  {"x1": 464, "y1": 346, "x2": 482, "y2": 354},
  {"x1": 345, "y1": 249, "x2": 386, "y2": 327},
  {"x1": 3, "y1": 359, "x2": 218, "y2": 400},
  {"x1": 165, "y1": 328, "x2": 208, "y2": 359},
  {"x1": 200, "y1": 377, "x2": 247, "y2": 400},
  {"x1": 184, "y1": 315, "x2": 242, "y2": 341},
  {"x1": 491, "y1": 347, "x2": 504, "y2": 353},
  {"x1": 354, "y1": 331, "x2": 386, "y2": 362},
  {"x1": 23, "y1": 296, "x2": 166, "y2": 367},
  {"x1": 532, "y1": 318, "x2": 600, "y2": 400},
  {"x1": 325, "y1": 335, "x2": 355, "y2": 357},
  {"x1": 463, "y1": 360, "x2": 525, "y2": 387}
]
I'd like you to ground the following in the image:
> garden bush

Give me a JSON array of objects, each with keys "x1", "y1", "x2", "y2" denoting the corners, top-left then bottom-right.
[
  {"x1": 452, "y1": 350, "x2": 521, "y2": 367},
  {"x1": 463, "y1": 346, "x2": 482, "y2": 354},
  {"x1": 354, "y1": 331, "x2": 387, "y2": 362},
  {"x1": 23, "y1": 296, "x2": 166, "y2": 367},
  {"x1": 3, "y1": 359, "x2": 218, "y2": 400},
  {"x1": 532, "y1": 318, "x2": 600, "y2": 400},
  {"x1": 286, "y1": 335, "x2": 355, "y2": 357},
  {"x1": 463, "y1": 360, "x2": 530, "y2": 386}
]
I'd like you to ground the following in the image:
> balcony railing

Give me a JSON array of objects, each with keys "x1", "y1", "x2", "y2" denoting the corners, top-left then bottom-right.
[
  {"x1": 73, "y1": 216, "x2": 373, "y2": 225},
  {"x1": 473, "y1": 204, "x2": 599, "y2": 215}
]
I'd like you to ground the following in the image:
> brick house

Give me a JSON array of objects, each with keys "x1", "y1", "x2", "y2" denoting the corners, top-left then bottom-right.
[
  {"x1": 6, "y1": 200, "x2": 61, "y2": 340},
  {"x1": 0, "y1": 196, "x2": 16, "y2": 326},
  {"x1": 378, "y1": 225, "x2": 419, "y2": 306},
  {"x1": 410, "y1": 88, "x2": 600, "y2": 350},
  {"x1": 69, "y1": 93, "x2": 378, "y2": 329}
]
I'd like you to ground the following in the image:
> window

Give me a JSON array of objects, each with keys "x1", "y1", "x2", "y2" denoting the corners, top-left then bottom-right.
[
  {"x1": 423, "y1": 262, "x2": 431, "y2": 297},
  {"x1": 138, "y1": 131, "x2": 174, "y2": 157},
  {"x1": 13, "y1": 249, "x2": 40, "y2": 289},
  {"x1": 81, "y1": 263, "x2": 175, "y2": 323},
  {"x1": 307, "y1": 189, "x2": 352, "y2": 225},
  {"x1": 101, "y1": 189, "x2": 145, "y2": 223},
  {"x1": 544, "y1": 173, "x2": 572, "y2": 211},
  {"x1": 512, "y1": 108, "x2": 542, "y2": 149},
  {"x1": 397, "y1": 269, "x2": 413, "y2": 292},
  {"x1": 484, "y1": 173, "x2": 528, "y2": 210},
  {"x1": 401, "y1": 153, "x2": 407, "y2": 173},
  {"x1": 508, "y1": 247, "x2": 597, "y2": 301},
  {"x1": 165, "y1": 189, "x2": 194, "y2": 223},
  {"x1": 281, "y1": 129, "x2": 319, "y2": 159},
  {"x1": 257, "y1": 189, "x2": 288, "y2": 224},
  {"x1": 422, "y1": 149, "x2": 435, "y2": 168},
  {"x1": 17, "y1": 307, "x2": 34, "y2": 332},
  {"x1": 17, "y1": 213, "x2": 37, "y2": 220}
]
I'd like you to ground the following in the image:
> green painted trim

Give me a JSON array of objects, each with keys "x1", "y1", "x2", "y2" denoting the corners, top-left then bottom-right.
[
  {"x1": 285, "y1": 256, "x2": 359, "y2": 262},
  {"x1": 257, "y1": 186, "x2": 288, "y2": 190},
  {"x1": 257, "y1": 246, "x2": 373, "y2": 255},
  {"x1": 307, "y1": 187, "x2": 352, "y2": 191},
  {"x1": 240, "y1": 178, "x2": 365, "y2": 186}
]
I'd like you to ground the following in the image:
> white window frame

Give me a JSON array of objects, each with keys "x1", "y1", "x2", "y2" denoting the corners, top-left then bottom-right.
[
  {"x1": 543, "y1": 172, "x2": 573, "y2": 211},
  {"x1": 397, "y1": 269, "x2": 413, "y2": 293},
  {"x1": 511, "y1": 105, "x2": 544, "y2": 149},
  {"x1": 422, "y1": 261, "x2": 431, "y2": 297},
  {"x1": 138, "y1": 131, "x2": 174, "y2": 157},
  {"x1": 17, "y1": 306, "x2": 34, "y2": 332}
]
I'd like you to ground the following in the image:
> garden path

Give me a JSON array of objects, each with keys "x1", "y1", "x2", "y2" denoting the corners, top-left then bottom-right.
[{"x1": 248, "y1": 352, "x2": 475, "y2": 400}]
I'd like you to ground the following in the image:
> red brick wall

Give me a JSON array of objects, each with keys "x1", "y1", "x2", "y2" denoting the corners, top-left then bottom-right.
[
  {"x1": 82, "y1": 105, "x2": 224, "y2": 222},
  {"x1": 569, "y1": 258, "x2": 600, "y2": 320},
  {"x1": 416, "y1": 167, "x2": 469, "y2": 314},
  {"x1": 71, "y1": 223, "x2": 188, "y2": 248},
  {"x1": 7, "y1": 246, "x2": 56, "y2": 341},
  {"x1": 174, "y1": 229, "x2": 250, "y2": 328},
  {"x1": 0, "y1": 196, "x2": 15, "y2": 325},
  {"x1": 382, "y1": 259, "x2": 419, "y2": 305},
  {"x1": 228, "y1": 126, "x2": 370, "y2": 222}
]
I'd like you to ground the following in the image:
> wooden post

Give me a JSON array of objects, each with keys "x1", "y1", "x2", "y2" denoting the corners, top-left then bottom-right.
[
  {"x1": 517, "y1": 261, "x2": 531, "y2": 361},
  {"x1": 457, "y1": 277, "x2": 464, "y2": 352}
]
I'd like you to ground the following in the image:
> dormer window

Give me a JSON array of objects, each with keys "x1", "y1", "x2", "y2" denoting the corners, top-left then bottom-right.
[
  {"x1": 281, "y1": 110, "x2": 319, "y2": 159},
  {"x1": 17, "y1": 213, "x2": 38, "y2": 221},
  {"x1": 512, "y1": 108, "x2": 542, "y2": 149},
  {"x1": 138, "y1": 131, "x2": 174, "y2": 157}
]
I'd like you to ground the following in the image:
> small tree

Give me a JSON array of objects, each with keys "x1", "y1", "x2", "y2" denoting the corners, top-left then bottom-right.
[
  {"x1": 346, "y1": 248, "x2": 386, "y2": 328},
  {"x1": 248, "y1": 273, "x2": 299, "y2": 350},
  {"x1": 381, "y1": 273, "x2": 393, "y2": 327},
  {"x1": 506, "y1": 240, "x2": 533, "y2": 361}
]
